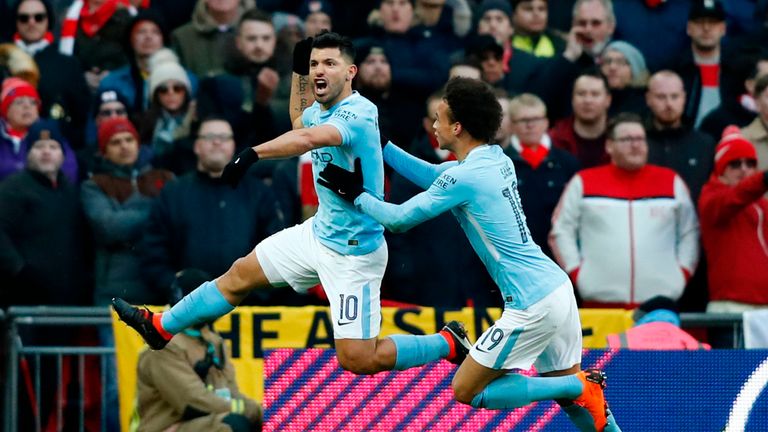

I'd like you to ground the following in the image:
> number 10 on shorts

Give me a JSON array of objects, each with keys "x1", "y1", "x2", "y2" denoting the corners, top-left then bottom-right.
[{"x1": 338, "y1": 294, "x2": 359, "y2": 324}]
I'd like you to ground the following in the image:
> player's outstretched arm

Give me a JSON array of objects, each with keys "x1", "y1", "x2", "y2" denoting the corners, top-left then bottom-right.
[
  {"x1": 382, "y1": 136, "x2": 456, "y2": 191},
  {"x1": 318, "y1": 160, "x2": 465, "y2": 233},
  {"x1": 221, "y1": 125, "x2": 342, "y2": 187}
]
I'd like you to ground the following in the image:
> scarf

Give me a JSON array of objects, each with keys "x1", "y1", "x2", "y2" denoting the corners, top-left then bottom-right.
[
  {"x1": 512, "y1": 134, "x2": 551, "y2": 169},
  {"x1": 59, "y1": 0, "x2": 142, "y2": 55},
  {"x1": 1, "y1": 121, "x2": 27, "y2": 154},
  {"x1": 13, "y1": 32, "x2": 54, "y2": 55}
]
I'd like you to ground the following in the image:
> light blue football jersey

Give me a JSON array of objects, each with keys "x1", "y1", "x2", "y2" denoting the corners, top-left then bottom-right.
[
  {"x1": 302, "y1": 91, "x2": 385, "y2": 255},
  {"x1": 357, "y1": 143, "x2": 568, "y2": 309}
]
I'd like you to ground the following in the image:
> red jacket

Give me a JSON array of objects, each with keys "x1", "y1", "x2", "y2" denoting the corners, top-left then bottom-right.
[
  {"x1": 698, "y1": 172, "x2": 768, "y2": 305},
  {"x1": 549, "y1": 116, "x2": 608, "y2": 169}
]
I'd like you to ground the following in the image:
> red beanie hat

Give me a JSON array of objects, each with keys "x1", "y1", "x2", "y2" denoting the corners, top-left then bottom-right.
[
  {"x1": 714, "y1": 126, "x2": 757, "y2": 176},
  {"x1": 97, "y1": 117, "x2": 139, "y2": 154},
  {"x1": 0, "y1": 77, "x2": 40, "y2": 118}
]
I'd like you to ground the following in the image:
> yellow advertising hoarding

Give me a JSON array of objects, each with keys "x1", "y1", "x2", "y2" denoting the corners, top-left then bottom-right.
[{"x1": 114, "y1": 306, "x2": 632, "y2": 431}]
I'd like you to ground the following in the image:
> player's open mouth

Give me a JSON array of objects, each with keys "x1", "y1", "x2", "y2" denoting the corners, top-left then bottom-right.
[{"x1": 315, "y1": 79, "x2": 328, "y2": 93}]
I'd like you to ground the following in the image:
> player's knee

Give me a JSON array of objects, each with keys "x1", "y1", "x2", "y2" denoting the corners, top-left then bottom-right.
[
  {"x1": 451, "y1": 377, "x2": 477, "y2": 405},
  {"x1": 336, "y1": 350, "x2": 380, "y2": 375},
  {"x1": 226, "y1": 257, "x2": 257, "y2": 295}
]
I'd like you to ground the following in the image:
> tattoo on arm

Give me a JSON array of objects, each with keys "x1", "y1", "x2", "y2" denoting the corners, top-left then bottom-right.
[
  {"x1": 298, "y1": 76, "x2": 310, "y2": 111},
  {"x1": 290, "y1": 73, "x2": 315, "y2": 126}
]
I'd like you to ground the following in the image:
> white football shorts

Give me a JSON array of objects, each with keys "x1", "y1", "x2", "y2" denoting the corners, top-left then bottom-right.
[
  {"x1": 254, "y1": 217, "x2": 388, "y2": 340},
  {"x1": 469, "y1": 280, "x2": 582, "y2": 373}
]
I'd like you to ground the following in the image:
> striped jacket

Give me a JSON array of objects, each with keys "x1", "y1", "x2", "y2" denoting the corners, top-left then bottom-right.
[{"x1": 549, "y1": 164, "x2": 700, "y2": 307}]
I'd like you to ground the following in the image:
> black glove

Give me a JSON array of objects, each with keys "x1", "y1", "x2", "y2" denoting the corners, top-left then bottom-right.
[
  {"x1": 221, "y1": 148, "x2": 259, "y2": 188},
  {"x1": 317, "y1": 158, "x2": 364, "y2": 203},
  {"x1": 292, "y1": 37, "x2": 313, "y2": 75}
]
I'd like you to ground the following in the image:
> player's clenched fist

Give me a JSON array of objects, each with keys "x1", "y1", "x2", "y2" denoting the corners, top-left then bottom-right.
[
  {"x1": 221, "y1": 147, "x2": 259, "y2": 187},
  {"x1": 317, "y1": 158, "x2": 364, "y2": 203},
  {"x1": 292, "y1": 37, "x2": 313, "y2": 76}
]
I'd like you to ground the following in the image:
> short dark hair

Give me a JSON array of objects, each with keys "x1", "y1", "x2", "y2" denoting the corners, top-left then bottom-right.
[
  {"x1": 575, "y1": 69, "x2": 610, "y2": 94},
  {"x1": 451, "y1": 57, "x2": 482, "y2": 71},
  {"x1": 14, "y1": 0, "x2": 55, "y2": 28},
  {"x1": 443, "y1": 77, "x2": 502, "y2": 143},
  {"x1": 238, "y1": 8, "x2": 273, "y2": 32},
  {"x1": 312, "y1": 30, "x2": 356, "y2": 64},
  {"x1": 192, "y1": 115, "x2": 232, "y2": 138},
  {"x1": 606, "y1": 112, "x2": 643, "y2": 139}
]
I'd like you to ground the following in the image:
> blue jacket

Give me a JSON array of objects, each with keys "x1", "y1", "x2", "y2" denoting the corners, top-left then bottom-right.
[{"x1": 99, "y1": 64, "x2": 199, "y2": 113}]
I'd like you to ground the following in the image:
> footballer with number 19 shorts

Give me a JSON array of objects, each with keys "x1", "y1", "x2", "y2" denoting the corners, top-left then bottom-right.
[{"x1": 318, "y1": 77, "x2": 622, "y2": 432}]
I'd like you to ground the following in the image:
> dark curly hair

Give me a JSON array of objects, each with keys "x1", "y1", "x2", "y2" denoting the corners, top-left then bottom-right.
[
  {"x1": 312, "y1": 30, "x2": 356, "y2": 64},
  {"x1": 443, "y1": 77, "x2": 502, "y2": 143}
]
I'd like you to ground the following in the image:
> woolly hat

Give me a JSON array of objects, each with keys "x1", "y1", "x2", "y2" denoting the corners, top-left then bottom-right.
[
  {"x1": 478, "y1": 0, "x2": 513, "y2": 20},
  {"x1": 148, "y1": 48, "x2": 191, "y2": 97},
  {"x1": 467, "y1": 34, "x2": 504, "y2": 59},
  {"x1": 714, "y1": 125, "x2": 757, "y2": 176},
  {"x1": 124, "y1": 9, "x2": 168, "y2": 53},
  {"x1": 169, "y1": 268, "x2": 212, "y2": 305},
  {"x1": 604, "y1": 41, "x2": 648, "y2": 86},
  {"x1": 23, "y1": 119, "x2": 65, "y2": 151},
  {"x1": 97, "y1": 117, "x2": 138, "y2": 154},
  {"x1": 689, "y1": 0, "x2": 725, "y2": 21},
  {"x1": 94, "y1": 88, "x2": 129, "y2": 113},
  {"x1": 0, "y1": 77, "x2": 40, "y2": 118},
  {"x1": 355, "y1": 43, "x2": 387, "y2": 65},
  {"x1": 272, "y1": 12, "x2": 305, "y2": 34},
  {"x1": 298, "y1": 0, "x2": 333, "y2": 20},
  {"x1": 633, "y1": 296, "x2": 680, "y2": 326}
]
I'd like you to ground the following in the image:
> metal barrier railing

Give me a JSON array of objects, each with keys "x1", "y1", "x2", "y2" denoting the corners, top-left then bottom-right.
[
  {"x1": 680, "y1": 312, "x2": 745, "y2": 348},
  {"x1": 3, "y1": 306, "x2": 114, "y2": 432},
  {"x1": 0, "y1": 307, "x2": 750, "y2": 432}
]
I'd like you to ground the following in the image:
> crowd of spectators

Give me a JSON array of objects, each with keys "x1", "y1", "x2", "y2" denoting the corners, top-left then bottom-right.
[{"x1": 1, "y1": 0, "x2": 767, "y2": 318}]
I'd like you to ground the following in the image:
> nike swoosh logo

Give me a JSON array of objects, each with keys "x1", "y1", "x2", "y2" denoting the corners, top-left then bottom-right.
[
  {"x1": 337, "y1": 321, "x2": 354, "y2": 326},
  {"x1": 475, "y1": 347, "x2": 489, "y2": 353}
]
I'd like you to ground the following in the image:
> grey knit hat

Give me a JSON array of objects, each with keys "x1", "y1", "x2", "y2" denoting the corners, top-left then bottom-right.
[
  {"x1": 148, "y1": 48, "x2": 191, "y2": 97},
  {"x1": 604, "y1": 41, "x2": 649, "y2": 87}
]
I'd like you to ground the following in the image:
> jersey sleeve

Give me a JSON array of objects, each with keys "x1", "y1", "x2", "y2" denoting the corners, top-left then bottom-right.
[
  {"x1": 324, "y1": 105, "x2": 372, "y2": 146},
  {"x1": 356, "y1": 167, "x2": 470, "y2": 233},
  {"x1": 383, "y1": 141, "x2": 456, "y2": 190}
]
